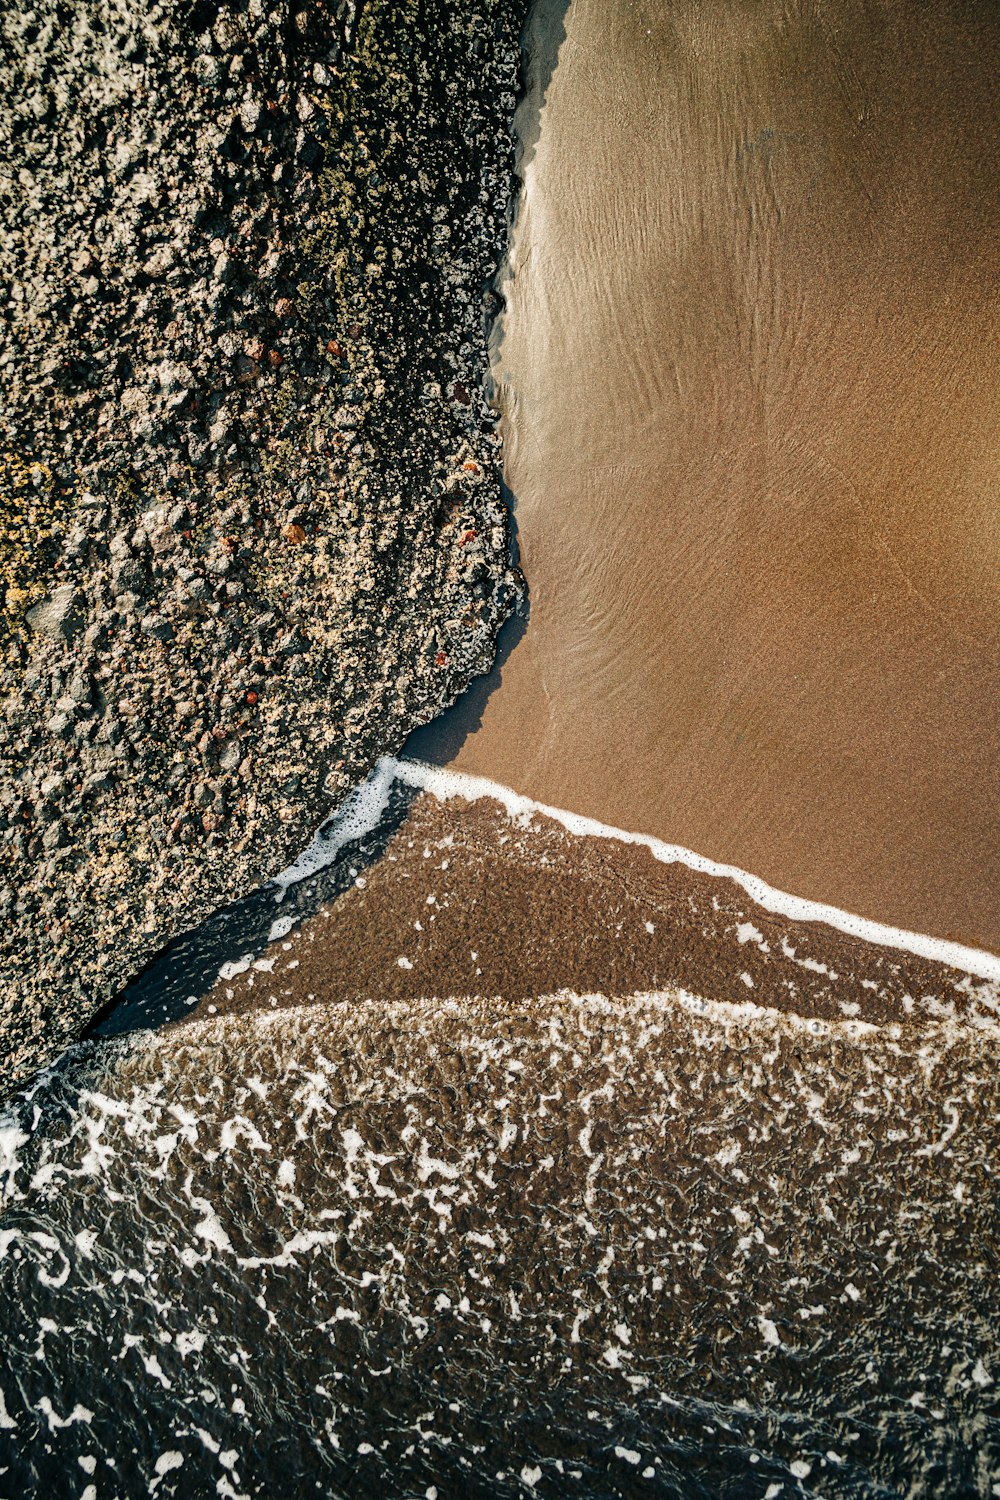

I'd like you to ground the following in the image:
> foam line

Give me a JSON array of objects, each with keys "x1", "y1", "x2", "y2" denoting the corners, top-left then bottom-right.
[
  {"x1": 272, "y1": 758, "x2": 397, "y2": 894},
  {"x1": 391, "y1": 759, "x2": 1000, "y2": 984},
  {"x1": 272, "y1": 755, "x2": 1000, "y2": 983}
]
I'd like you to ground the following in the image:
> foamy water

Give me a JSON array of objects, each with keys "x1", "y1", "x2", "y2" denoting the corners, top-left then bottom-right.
[
  {"x1": 395, "y1": 761, "x2": 1000, "y2": 983},
  {"x1": 2, "y1": 765, "x2": 1000, "y2": 1497}
]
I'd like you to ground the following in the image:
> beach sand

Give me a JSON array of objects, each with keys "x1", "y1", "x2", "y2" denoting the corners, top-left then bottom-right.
[
  {"x1": 429, "y1": 0, "x2": 1000, "y2": 952},
  {"x1": 191, "y1": 774, "x2": 999, "y2": 1031}
]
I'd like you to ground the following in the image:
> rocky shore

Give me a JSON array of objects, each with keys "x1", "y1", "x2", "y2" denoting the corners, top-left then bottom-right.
[{"x1": 0, "y1": 0, "x2": 526, "y2": 1096}]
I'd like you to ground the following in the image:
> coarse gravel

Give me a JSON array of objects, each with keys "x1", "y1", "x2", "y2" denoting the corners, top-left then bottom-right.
[{"x1": 0, "y1": 0, "x2": 527, "y2": 1097}]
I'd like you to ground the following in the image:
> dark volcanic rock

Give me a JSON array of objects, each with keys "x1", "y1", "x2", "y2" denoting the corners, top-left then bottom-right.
[
  {"x1": 0, "y1": 0, "x2": 526, "y2": 1097},
  {"x1": 25, "y1": 585, "x2": 82, "y2": 642}
]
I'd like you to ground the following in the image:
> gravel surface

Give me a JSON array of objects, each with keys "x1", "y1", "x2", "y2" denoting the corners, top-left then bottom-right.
[{"x1": 0, "y1": 0, "x2": 526, "y2": 1096}]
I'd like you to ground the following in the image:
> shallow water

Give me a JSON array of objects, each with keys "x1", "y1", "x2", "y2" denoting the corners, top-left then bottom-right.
[
  {"x1": 437, "y1": 0, "x2": 1000, "y2": 952},
  {"x1": 5, "y1": 992, "x2": 1000, "y2": 1498},
  {"x1": 2, "y1": 765, "x2": 1000, "y2": 1497}
]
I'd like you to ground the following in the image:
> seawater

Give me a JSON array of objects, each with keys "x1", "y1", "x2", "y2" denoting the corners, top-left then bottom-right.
[{"x1": 1, "y1": 763, "x2": 999, "y2": 1498}]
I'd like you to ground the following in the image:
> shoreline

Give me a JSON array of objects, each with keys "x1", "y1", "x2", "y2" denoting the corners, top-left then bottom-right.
[
  {"x1": 282, "y1": 756, "x2": 1000, "y2": 986},
  {"x1": 159, "y1": 758, "x2": 1000, "y2": 1041}
]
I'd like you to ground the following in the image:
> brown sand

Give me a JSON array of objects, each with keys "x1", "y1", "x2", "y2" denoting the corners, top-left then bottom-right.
[
  {"x1": 446, "y1": 0, "x2": 1000, "y2": 952},
  {"x1": 193, "y1": 788, "x2": 995, "y2": 1028}
]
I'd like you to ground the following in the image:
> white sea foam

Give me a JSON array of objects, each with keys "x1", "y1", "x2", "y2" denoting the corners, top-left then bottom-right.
[
  {"x1": 0, "y1": 1385, "x2": 17, "y2": 1430},
  {"x1": 272, "y1": 758, "x2": 397, "y2": 894},
  {"x1": 272, "y1": 757, "x2": 1000, "y2": 984},
  {"x1": 159, "y1": 978, "x2": 1000, "y2": 1057},
  {"x1": 266, "y1": 757, "x2": 1000, "y2": 984},
  {"x1": 393, "y1": 759, "x2": 1000, "y2": 982},
  {"x1": 0, "y1": 1123, "x2": 28, "y2": 1202},
  {"x1": 37, "y1": 1397, "x2": 94, "y2": 1431}
]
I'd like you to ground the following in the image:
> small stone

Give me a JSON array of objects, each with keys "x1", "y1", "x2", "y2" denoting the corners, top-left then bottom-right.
[
  {"x1": 279, "y1": 627, "x2": 309, "y2": 655},
  {"x1": 140, "y1": 614, "x2": 174, "y2": 642},
  {"x1": 180, "y1": 574, "x2": 210, "y2": 601},
  {"x1": 82, "y1": 621, "x2": 108, "y2": 654},
  {"x1": 239, "y1": 98, "x2": 261, "y2": 134},
  {"x1": 194, "y1": 54, "x2": 222, "y2": 86},
  {"x1": 26, "y1": 587, "x2": 82, "y2": 642},
  {"x1": 220, "y1": 741, "x2": 242, "y2": 773}
]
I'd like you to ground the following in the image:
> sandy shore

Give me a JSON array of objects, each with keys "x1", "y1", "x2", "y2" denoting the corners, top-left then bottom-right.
[
  {"x1": 191, "y1": 773, "x2": 1000, "y2": 1031},
  {"x1": 436, "y1": 0, "x2": 1000, "y2": 953}
]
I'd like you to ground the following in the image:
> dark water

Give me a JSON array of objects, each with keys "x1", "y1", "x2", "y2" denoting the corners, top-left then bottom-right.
[
  {"x1": 2, "y1": 765, "x2": 1000, "y2": 1497},
  {"x1": 4, "y1": 991, "x2": 1000, "y2": 1498}
]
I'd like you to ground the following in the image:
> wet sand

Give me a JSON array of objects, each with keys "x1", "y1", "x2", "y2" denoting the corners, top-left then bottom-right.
[
  {"x1": 194, "y1": 780, "x2": 1000, "y2": 1032},
  {"x1": 441, "y1": 0, "x2": 1000, "y2": 952}
]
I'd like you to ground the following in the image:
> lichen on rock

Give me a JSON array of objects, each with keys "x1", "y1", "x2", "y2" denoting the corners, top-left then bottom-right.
[{"x1": 0, "y1": 0, "x2": 527, "y2": 1095}]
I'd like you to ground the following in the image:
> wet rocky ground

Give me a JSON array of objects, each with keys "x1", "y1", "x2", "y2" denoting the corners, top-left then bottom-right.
[{"x1": 0, "y1": 0, "x2": 526, "y2": 1096}]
